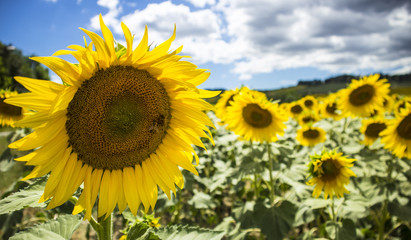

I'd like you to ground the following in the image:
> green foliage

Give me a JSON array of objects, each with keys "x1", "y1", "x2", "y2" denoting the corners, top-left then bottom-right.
[
  {"x1": 154, "y1": 225, "x2": 225, "y2": 240},
  {"x1": 325, "y1": 219, "x2": 356, "y2": 240},
  {"x1": 126, "y1": 223, "x2": 225, "y2": 240},
  {"x1": 0, "y1": 41, "x2": 50, "y2": 91},
  {"x1": 244, "y1": 200, "x2": 297, "y2": 240},
  {"x1": 1, "y1": 102, "x2": 411, "y2": 239},
  {"x1": 9, "y1": 215, "x2": 81, "y2": 240},
  {"x1": 0, "y1": 178, "x2": 47, "y2": 215},
  {"x1": 126, "y1": 222, "x2": 159, "y2": 240}
]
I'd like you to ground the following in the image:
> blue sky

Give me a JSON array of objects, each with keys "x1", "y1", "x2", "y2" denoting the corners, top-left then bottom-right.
[{"x1": 1, "y1": 0, "x2": 410, "y2": 90}]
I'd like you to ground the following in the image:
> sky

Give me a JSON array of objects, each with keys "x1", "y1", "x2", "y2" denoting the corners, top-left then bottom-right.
[{"x1": 1, "y1": 0, "x2": 410, "y2": 90}]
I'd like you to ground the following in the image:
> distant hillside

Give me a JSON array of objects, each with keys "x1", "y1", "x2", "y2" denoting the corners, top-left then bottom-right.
[
  {"x1": 207, "y1": 73, "x2": 411, "y2": 104},
  {"x1": 262, "y1": 73, "x2": 411, "y2": 102}
]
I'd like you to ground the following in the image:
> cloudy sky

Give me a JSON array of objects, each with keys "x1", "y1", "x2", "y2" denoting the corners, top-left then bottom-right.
[{"x1": 1, "y1": 0, "x2": 410, "y2": 90}]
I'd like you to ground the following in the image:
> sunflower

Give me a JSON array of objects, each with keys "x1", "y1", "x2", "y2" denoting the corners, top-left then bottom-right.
[
  {"x1": 215, "y1": 88, "x2": 240, "y2": 124},
  {"x1": 380, "y1": 107, "x2": 411, "y2": 159},
  {"x1": 215, "y1": 87, "x2": 265, "y2": 125},
  {"x1": 301, "y1": 95, "x2": 318, "y2": 110},
  {"x1": 306, "y1": 149, "x2": 356, "y2": 199},
  {"x1": 225, "y1": 92, "x2": 287, "y2": 143},
  {"x1": 382, "y1": 95, "x2": 394, "y2": 113},
  {"x1": 360, "y1": 117, "x2": 387, "y2": 146},
  {"x1": 338, "y1": 74, "x2": 390, "y2": 117},
  {"x1": 296, "y1": 126, "x2": 326, "y2": 147},
  {"x1": 393, "y1": 96, "x2": 411, "y2": 117},
  {"x1": 279, "y1": 102, "x2": 290, "y2": 112},
  {"x1": 289, "y1": 101, "x2": 304, "y2": 118},
  {"x1": 297, "y1": 110, "x2": 320, "y2": 126},
  {"x1": 5, "y1": 15, "x2": 218, "y2": 220},
  {"x1": 0, "y1": 90, "x2": 26, "y2": 127},
  {"x1": 320, "y1": 94, "x2": 344, "y2": 120}
]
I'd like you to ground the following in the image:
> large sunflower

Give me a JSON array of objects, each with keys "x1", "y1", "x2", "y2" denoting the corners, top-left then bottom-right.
[
  {"x1": 296, "y1": 126, "x2": 326, "y2": 147},
  {"x1": 0, "y1": 90, "x2": 26, "y2": 127},
  {"x1": 380, "y1": 107, "x2": 411, "y2": 159},
  {"x1": 360, "y1": 117, "x2": 387, "y2": 146},
  {"x1": 339, "y1": 74, "x2": 390, "y2": 117},
  {"x1": 225, "y1": 92, "x2": 287, "y2": 143},
  {"x1": 306, "y1": 150, "x2": 356, "y2": 199},
  {"x1": 6, "y1": 15, "x2": 217, "y2": 220}
]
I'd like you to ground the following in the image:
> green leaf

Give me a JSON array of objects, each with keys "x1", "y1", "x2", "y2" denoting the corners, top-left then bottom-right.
[
  {"x1": 249, "y1": 200, "x2": 297, "y2": 240},
  {"x1": 127, "y1": 222, "x2": 160, "y2": 240},
  {"x1": 388, "y1": 200, "x2": 411, "y2": 221},
  {"x1": 154, "y1": 225, "x2": 225, "y2": 240},
  {"x1": 325, "y1": 220, "x2": 340, "y2": 239},
  {"x1": 115, "y1": 41, "x2": 127, "y2": 59},
  {"x1": 325, "y1": 219, "x2": 356, "y2": 240},
  {"x1": 338, "y1": 219, "x2": 356, "y2": 240},
  {"x1": 188, "y1": 190, "x2": 217, "y2": 209},
  {"x1": 9, "y1": 215, "x2": 82, "y2": 240},
  {"x1": 0, "y1": 178, "x2": 47, "y2": 214}
]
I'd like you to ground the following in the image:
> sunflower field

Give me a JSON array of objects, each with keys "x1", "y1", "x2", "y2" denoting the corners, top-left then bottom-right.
[{"x1": 1, "y1": 16, "x2": 411, "y2": 240}]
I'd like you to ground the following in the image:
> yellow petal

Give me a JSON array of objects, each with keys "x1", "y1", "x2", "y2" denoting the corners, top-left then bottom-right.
[
  {"x1": 132, "y1": 25, "x2": 148, "y2": 63},
  {"x1": 123, "y1": 167, "x2": 140, "y2": 215},
  {"x1": 99, "y1": 14, "x2": 116, "y2": 63}
]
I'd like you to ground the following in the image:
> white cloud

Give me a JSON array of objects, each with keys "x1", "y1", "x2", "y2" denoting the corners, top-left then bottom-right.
[
  {"x1": 392, "y1": 65, "x2": 411, "y2": 75},
  {"x1": 90, "y1": 0, "x2": 411, "y2": 80},
  {"x1": 44, "y1": 0, "x2": 58, "y2": 2},
  {"x1": 89, "y1": 0, "x2": 122, "y2": 31},
  {"x1": 184, "y1": 0, "x2": 216, "y2": 8}
]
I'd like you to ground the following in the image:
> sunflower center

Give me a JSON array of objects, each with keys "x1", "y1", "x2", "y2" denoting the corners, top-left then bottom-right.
[
  {"x1": 304, "y1": 100, "x2": 313, "y2": 108},
  {"x1": 291, "y1": 105, "x2": 303, "y2": 114},
  {"x1": 349, "y1": 84, "x2": 375, "y2": 106},
  {"x1": 303, "y1": 129, "x2": 319, "y2": 139},
  {"x1": 0, "y1": 97, "x2": 22, "y2": 116},
  {"x1": 365, "y1": 123, "x2": 386, "y2": 138},
  {"x1": 397, "y1": 114, "x2": 411, "y2": 140},
  {"x1": 302, "y1": 116, "x2": 315, "y2": 124},
  {"x1": 66, "y1": 66, "x2": 171, "y2": 170},
  {"x1": 321, "y1": 159, "x2": 340, "y2": 181},
  {"x1": 225, "y1": 94, "x2": 235, "y2": 107},
  {"x1": 242, "y1": 103, "x2": 272, "y2": 128},
  {"x1": 326, "y1": 103, "x2": 337, "y2": 115}
]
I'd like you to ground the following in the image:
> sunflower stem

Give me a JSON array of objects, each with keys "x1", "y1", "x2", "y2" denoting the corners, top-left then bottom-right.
[
  {"x1": 250, "y1": 141, "x2": 260, "y2": 200},
  {"x1": 378, "y1": 157, "x2": 394, "y2": 240},
  {"x1": 252, "y1": 173, "x2": 259, "y2": 200},
  {"x1": 266, "y1": 141, "x2": 275, "y2": 203},
  {"x1": 93, "y1": 214, "x2": 113, "y2": 240},
  {"x1": 341, "y1": 117, "x2": 348, "y2": 134},
  {"x1": 330, "y1": 198, "x2": 339, "y2": 240}
]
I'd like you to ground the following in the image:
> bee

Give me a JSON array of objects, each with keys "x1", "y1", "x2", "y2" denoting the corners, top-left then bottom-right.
[{"x1": 149, "y1": 114, "x2": 165, "y2": 133}]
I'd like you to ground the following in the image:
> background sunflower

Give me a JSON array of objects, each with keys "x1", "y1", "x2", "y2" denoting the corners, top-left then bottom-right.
[
  {"x1": 307, "y1": 149, "x2": 356, "y2": 199},
  {"x1": 225, "y1": 91, "x2": 287, "y2": 143},
  {"x1": 380, "y1": 107, "x2": 411, "y2": 159},
  {"x1": 296, "y1": 125, "x2": 326, "y2": 147},
  {"x1": 360, "y1": 118, "x2": 387, "y2": 146},
  {"x1": 338, "y1": 74, "x2": 390, "y2": 117},
  {"x1": 0, "y1": 90, "x2": 26, "y2": 127}
]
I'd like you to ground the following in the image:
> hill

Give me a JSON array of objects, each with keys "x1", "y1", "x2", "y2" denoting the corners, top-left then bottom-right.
[{"x1": 261, "y1": 73, "x2": 411, "y2": 102}]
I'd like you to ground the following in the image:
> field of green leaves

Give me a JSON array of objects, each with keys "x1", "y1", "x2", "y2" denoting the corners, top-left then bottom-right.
[{"x1": 0, "y1": 104, "x2": 410, "y2": 239}]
